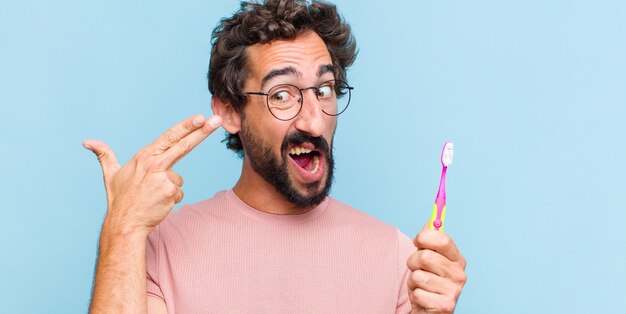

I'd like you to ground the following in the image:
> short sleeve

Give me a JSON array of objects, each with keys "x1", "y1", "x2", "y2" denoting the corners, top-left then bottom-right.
[
  {"x1": 396, "y1": 229, "x2": 416, "y2": 314},
  {"x1": 146, "y1": 226, "x2": 165, "y2": 301}
]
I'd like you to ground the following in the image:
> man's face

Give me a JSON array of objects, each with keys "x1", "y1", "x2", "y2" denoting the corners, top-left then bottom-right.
[{"x1": 239, "y1": 31, "x2": 338, "y2": 208}]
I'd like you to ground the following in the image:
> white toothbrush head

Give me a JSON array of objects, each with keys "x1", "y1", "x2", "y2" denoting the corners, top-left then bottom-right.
[{"x1": 441, "y1": 141, "x2": 454, "y2": 167}]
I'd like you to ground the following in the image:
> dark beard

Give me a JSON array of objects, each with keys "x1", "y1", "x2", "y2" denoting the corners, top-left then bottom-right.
[{"x1": 239, "y1": 127, "x2": 334, "y2": 209}]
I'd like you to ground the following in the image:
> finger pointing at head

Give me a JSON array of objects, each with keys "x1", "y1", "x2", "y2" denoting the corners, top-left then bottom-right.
[
  {"x1": 83, "y1": 139, "x2": 121, "y2": 181},
  {"x1": 156, "y1": 115, "x2": 222, "y2": 169},
  {"x1": 147, "y1": 115, "x2": 217, "y2": 155}
]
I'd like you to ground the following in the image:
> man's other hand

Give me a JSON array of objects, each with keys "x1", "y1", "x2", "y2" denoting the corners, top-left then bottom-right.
[{"x1": 407, "y1": 224, "x2": 467, "y2": 313}]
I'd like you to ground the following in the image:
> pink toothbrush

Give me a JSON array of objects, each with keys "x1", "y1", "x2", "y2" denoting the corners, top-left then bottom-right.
[{"x1": 429, "y1": 141, "x2": 454, "y2": 231}]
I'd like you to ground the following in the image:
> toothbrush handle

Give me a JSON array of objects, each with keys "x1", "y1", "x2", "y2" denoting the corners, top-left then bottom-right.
[{"x1": 429, "y1": 197, "x2": 447, "y2": 231}]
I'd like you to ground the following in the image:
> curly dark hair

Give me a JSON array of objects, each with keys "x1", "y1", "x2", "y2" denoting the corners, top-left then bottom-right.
[{"x1": 207, "y1": 0, "x2": 357, "y2": 154}]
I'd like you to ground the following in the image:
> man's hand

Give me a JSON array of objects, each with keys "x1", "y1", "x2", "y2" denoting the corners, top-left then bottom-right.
[
  {"x1": 84, "y1": 114, "x2": 222, "y2": 235},
  {"x1": 407, "y1": 225, "x2": 467, "y2": 314},
  {"x1": 84, "y1": 114, "x2": 221, "y2": 313}
]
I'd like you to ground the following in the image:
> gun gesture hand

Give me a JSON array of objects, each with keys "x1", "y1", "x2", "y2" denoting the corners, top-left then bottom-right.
[{"x1": 83, "y1": 115, "x2": 222, "y2": 235}]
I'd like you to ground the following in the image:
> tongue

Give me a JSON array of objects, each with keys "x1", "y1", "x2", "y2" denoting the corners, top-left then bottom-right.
[{"x1": 292, "y1": 153, "x2": 312, "y2": 169}]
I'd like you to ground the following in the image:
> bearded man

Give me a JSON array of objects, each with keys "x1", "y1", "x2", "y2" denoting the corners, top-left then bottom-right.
[{"x1": 85, "y1": 1, "x2": 466, "y2": 313}]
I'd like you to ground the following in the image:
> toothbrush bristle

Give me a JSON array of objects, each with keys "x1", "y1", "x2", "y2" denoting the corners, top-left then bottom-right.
[{"x1": 441, "y1": 141, "x2": 454, "y2": 167}]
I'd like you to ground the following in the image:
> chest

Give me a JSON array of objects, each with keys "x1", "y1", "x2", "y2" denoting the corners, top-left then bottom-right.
[{"x1": 159, "y1": 222, "x2": 400, "y2": 313}]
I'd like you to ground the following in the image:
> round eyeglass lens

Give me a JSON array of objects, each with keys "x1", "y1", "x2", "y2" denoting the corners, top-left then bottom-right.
[
  {"x1": 267, "y1": 84, "x2": 303, "y2": 120},
  {"x1": 320, "y1": 80, "x2": 351, "y2": 116}
]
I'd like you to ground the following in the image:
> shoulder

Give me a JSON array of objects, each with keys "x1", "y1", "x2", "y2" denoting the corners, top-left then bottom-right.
[
  {"x1": 325, "y1": 197, "x2": 416, "y2": 271},
  {"x1": 154, "y1": 190, "x2": 231, "y2": 236},
  {"x1": 175, "y1": 190, "x2": 230, "y2": 218},
  {"x1": 326, "y1": 196, "x2": 394, "y2": 228},
  {"x1": 326, "y1": 197, "x2": 411, "y2": 244}
]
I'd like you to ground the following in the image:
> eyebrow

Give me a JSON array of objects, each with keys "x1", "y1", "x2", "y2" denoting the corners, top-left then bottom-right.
[
  {"x1": 317, "y1": 64, "x2": 334, "y2": 78},
  {"x1": 261, "y1": 66, "x2": 300, "y2": 89},
  {"x1": 260, "y1": 64, "x2": 336, "y2": 90}
]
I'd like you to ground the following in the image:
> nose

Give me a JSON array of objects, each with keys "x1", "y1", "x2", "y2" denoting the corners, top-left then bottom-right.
[{"x1": 293, "y1": 89, "x2": 329, "y2": 137}]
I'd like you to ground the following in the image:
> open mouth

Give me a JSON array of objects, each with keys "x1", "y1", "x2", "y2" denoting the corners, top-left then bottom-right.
[{"x1": 288, "y1": 146, "x2": 321, "y2": 174}]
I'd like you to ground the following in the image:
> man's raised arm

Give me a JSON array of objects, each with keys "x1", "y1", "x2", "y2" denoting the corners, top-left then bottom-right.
[{"x1": 84, "y1": 114, "x2": 222, "y2": 313}]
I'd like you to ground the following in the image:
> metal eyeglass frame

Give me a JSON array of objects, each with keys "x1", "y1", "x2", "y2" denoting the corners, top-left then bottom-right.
[{"x1": 245, "y1": 79, "x2": 354, "y2": 121}]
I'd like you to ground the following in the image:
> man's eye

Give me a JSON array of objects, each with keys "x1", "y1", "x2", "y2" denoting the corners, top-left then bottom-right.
[
  {"x1": 271, "y1": 90, "x2": 293, "y2": 103},
  {"x1": 317, "y1": 85, "x2": 333, "y2": 98}
]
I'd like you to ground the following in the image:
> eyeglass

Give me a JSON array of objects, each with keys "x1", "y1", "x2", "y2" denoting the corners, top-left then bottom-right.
[{"x1": 245, "y1": 79, "x2": 353, "y2": 121}]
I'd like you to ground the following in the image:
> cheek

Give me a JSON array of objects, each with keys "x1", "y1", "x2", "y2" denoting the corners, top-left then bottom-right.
[
  {"x1": 261, "y1": 122, "x2": 292, "y2": 152},
  {"x1": 245, "y1": 104, "x2": 282, "y2": 141}
]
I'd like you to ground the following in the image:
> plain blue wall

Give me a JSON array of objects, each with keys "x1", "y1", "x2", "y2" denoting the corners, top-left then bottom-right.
[{"x1": 1, "y1": 0, "x2": 625, "y2": 313}]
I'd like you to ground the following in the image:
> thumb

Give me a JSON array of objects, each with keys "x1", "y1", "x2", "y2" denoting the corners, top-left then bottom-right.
[
  {"x1": 83, "y1": 139, "x2": 121, "y2": 181},
  {"x1": 412, "y1": 222, "x2": 431, "y2": 248}
]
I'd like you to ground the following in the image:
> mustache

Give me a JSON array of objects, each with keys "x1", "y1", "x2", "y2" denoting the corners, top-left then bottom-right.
[{"x1": 281, "y1": 132, "x2": 330, "y2": 155}]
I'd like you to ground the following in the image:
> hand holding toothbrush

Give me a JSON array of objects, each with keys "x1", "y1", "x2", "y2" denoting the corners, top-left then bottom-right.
[
  {"x1": 407, "y1": 226, "x2": 466, "y2": 313},
  {"x1": 406, "y1": 141, "x2": 467, "y2": 313}
]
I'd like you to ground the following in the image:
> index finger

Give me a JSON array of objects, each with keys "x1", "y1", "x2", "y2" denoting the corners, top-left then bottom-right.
[
  {"x1": 413, "y1": 229, "x2": 464, "y2": 264},
  {"x1": 146, "y1": 114, "x2": 208, "y2": 155},
  {"x1": 156, "y1": 115, "x2": 222, "y2": 169}
]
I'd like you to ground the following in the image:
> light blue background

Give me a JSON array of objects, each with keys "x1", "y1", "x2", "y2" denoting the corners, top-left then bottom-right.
[{"x1": 1, "y1": 0, "x2": 624, "y2": 313}]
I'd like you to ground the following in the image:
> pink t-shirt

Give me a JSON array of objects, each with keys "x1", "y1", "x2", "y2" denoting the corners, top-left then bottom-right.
[{"x1": 146, "y1": 190, "x2": 416, "y2": 313}]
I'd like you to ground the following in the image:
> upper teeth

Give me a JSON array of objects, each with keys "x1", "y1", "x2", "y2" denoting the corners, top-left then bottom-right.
[{"x1": 289, "y1": 147, "x2": 312, "y2": 155}]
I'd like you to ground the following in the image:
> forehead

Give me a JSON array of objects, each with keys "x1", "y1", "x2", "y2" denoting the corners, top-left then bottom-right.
[{"x1": 245, "y1": 31, "x2": 333, "y2": 87}]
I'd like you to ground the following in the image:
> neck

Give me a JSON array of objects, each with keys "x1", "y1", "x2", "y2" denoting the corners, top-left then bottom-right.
[{"x1": 232, "y1": 159, "x2": 314, "y2": 215}]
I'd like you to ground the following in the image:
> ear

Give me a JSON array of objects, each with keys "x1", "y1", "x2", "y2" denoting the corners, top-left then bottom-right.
[{"x1": 212, "y1": 97, "x2": 241, "y2": 134}]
